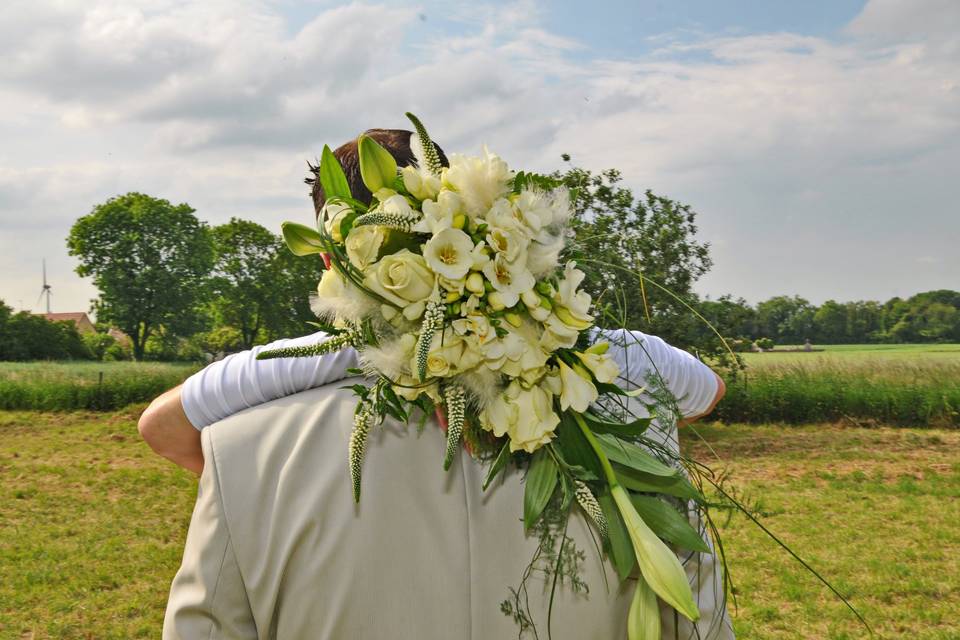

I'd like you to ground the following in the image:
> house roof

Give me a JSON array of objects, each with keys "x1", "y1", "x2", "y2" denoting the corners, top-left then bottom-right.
[{"x1": 41, "y1": 312, "x2": 91, "y2": 323}]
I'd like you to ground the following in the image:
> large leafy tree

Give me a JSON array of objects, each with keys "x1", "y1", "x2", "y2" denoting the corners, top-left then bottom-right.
[
  {"x1": 556, "y1": 164, "x2": 713, "y2": 351},
  {"x1": 67, "y1": 193, "x2": 214, "y2": 360},
  {"x1": 209, "y1": 218, "x2": 321, "y2": 350}
]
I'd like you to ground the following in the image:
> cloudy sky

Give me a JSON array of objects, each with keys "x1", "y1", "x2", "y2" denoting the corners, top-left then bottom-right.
[{"x1": 1, "y1": 0, "x2": 957, "y2": 317}]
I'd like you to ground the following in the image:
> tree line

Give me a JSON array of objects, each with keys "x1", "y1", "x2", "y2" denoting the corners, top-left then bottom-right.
[{"x1": 6, "y1": 159, "x2": 954, "y2": 362}]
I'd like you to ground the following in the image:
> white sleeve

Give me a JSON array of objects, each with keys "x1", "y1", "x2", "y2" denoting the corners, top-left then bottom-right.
[
  {"x1": 179, "y1": 331, "x2": 359, "y2": 430},
  {"x1": 598, "y1": 328, "x2": 719, "y2": 418}
]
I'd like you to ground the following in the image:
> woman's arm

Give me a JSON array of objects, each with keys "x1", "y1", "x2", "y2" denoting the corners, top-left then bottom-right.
[
  {"x1": 600, "y1": 328, "x2": 725, "y2": 423},
  {"x1": 138, "y1": 331, "x2": 359, "y2": 474},
  {"x1": 139, "y1": 384, "x2": 204, "y2": 474}
]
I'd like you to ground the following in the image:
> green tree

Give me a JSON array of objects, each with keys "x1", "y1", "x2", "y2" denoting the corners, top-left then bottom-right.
[
  {"x1": 557, "y1": 164, "x2": 713, "y2": 350},
  {"x1": 813, "y1": 300, "x2": 847, "y2": 343},
  {"x1": 67, "y1": 193, "x2": 215, "y2": 360},
  {"x1": 0, "y1": 311, "x2": 89, "y2": 360},
  {"x1": 209, "y1": 218, "x2": 320, "y2": 349},
  {"x1": 756, "y1": 295, "x2": 816, "y2": 344}
]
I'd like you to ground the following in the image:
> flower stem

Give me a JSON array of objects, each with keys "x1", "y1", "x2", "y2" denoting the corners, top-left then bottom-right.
[{"x1": 571, "y1": 412, "x2": 619, "y2": 490}]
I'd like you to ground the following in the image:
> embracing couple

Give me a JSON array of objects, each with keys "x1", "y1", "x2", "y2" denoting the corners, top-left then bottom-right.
[{"x1": 140, "y1": 128, "x2": 735, "y2": 639}]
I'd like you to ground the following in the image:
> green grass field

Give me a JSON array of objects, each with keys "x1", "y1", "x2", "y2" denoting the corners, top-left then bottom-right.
[
  {"x1": 1, "y1": 409, "x2": 957, "y2": 638},
  {"x1": 714, "y1": 344, "x2": 960, "y2": 427},
  {"x1": 0, "y1": 361, "x2": 198, "y2": 411},
  {"x1": 741, "y1": 343, "x2": 960, "y2": 366}
]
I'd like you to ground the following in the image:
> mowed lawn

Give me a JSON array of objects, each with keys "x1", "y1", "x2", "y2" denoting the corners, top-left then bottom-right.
[{"x1": 1, "y1": 409, "x2": 958, "y2": 639}]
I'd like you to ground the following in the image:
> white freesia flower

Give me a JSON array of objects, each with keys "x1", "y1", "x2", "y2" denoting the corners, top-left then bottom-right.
[
  {"x1": 558, "y1": 360, "x2": 598, "y2": 412},
  {"x1": 423, "y1": 228, "x2": 476, "y2": 280},
  {"x1": 575, "y1": 351, "x2": 620, "y2": 384},
  {"x1": 444, "y1": 147, "x2": 512, "y2": 218},
  {"x1": 511, "y1": 189, "x2": 552, "y2": 234},
  {"x1": 479, "y1": 380, "x2": 560, "y2": 453},
  {"x1": 540, "y1": 313, "x2": 580, "y2": 351},
  {"x1": 452, "y1": 313, "x2": 497, "y2": 349},
  {"x1": 322, "y1": 201, "x2": 353, "y2": 243},
  {"x1": 414, "y1": 190, "x2": 463, "y2": 234},
  {"x1": 482, "y1": 253, "x2": 535, "y2": 307},
  {"x1": 483, "y1": 324, "x2": 549, "y2": 383},
  {"x1": 413, "y1": 329, "x2": 483, "y2": 379},
  {"x1": 486, "y1": 225, "x2": 528, "y2": 262},
  {"x1": 345, "y1": 225, "x2": 386, "y2": 269},
  {"x1": 401, "y1": 165, "x2": 441, "y2": 201},
  {"x1": 553, "y1": 261, "x2": 594, "y2": 330}
]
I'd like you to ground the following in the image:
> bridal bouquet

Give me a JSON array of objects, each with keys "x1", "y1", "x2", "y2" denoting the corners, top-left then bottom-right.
[{"x1": 263, "y1": 113, "x2": 710, "y2": 637}]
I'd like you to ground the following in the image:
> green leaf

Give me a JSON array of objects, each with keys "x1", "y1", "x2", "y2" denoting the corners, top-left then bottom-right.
[
  {"x1": 613, "y1": 466, "x2": 702, "y2": 502},
  {"x1": 630, "y1": 495, "x2": 710, "y2": 553},
  {"x1": 523, "y1": 449, "x2": 558, "y2": 530},
  {"x1": 583, "y1": 411, "x2": 652, "y2": 437},
  {"x1": 596, "y1": 434, "x2": 678, "y2": 477},
  {"x1": 553, "y1": 412, "x2": 604, "y2": 480},
  {"x1": 482, "y1": 442, "x2": 512, "y2": 491},
  {"x1": 319, "y1": 144, "x2": 352, "y2": 200},
  {"x1": 357, "y1": 134, "x2": 398, "y2": 194},
  {"x1": 598, "y1": 491, "x2": 636, "y2": 581},
  {"x1": 281, "y1": 222, "x2": 325, "y2": 256}
]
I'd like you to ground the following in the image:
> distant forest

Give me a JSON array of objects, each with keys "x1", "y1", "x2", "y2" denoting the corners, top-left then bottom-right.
[{"x1": 693, "y1": 289, "x2": 960, "y2": 346}]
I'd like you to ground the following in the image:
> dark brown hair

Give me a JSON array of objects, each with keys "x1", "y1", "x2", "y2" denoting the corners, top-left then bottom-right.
[{"x1": 307, "y1": 128, "x2": 449, "y2": 217}]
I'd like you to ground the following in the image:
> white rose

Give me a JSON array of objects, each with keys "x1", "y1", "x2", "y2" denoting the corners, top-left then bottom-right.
[
  {"x1": 345, "y1": 225, "x2": 386, "y2": 269},
  {"x1": 316, "y1": 266, "x2": 347, "y2": 299},
  {"x1": 364, "y1": 249, "x2": 436, "y2": 307},
  {"x1": 479, "y1": 380, "x2": 560, "y2": 453},
  {"x1": 423, "y1": 228, "x2": 476, "y2": 280}
]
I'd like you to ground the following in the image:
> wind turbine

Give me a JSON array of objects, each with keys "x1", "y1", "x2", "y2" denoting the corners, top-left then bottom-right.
[{"x1": 37, "y1": 259, "x2": 52, "y2": 314}]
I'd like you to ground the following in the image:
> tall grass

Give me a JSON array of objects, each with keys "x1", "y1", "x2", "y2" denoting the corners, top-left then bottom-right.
[
  {"x1": 715, "y1": 359, "x2": 960, "y2": 427},
  {"x1": 0, "y1": 361, "x2": 198, "y2": 411}
]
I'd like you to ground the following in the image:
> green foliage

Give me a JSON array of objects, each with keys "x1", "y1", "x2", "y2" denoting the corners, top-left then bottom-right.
[
  {"x1": 558, "y1": 164, "x2": 713, "y2": 352},
  {"x1": 523, "y1": 449, "x2": 559, "y2": 529},
  {"x1": 0, "y1": 302, "x2": 90, "y2": 361},
  {"x1": 82, "y1": 332, "x2": 117, "y2": 361},
  {"x1": 209, "y1": 218, "x2": 320, "y2": 350},
  {"x1": 67, "y1": 193, "x2": 215, "y2": 360}
]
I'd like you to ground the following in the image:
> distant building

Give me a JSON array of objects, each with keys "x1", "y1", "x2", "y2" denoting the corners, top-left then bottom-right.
[{"x1": 37, "y1": 312, "x2": 96, "y2": 334}]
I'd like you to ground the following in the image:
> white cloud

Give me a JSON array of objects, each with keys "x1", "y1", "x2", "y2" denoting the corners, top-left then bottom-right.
[{"x1": 0, "y1": 0, "x2": 958, "y2": 316}]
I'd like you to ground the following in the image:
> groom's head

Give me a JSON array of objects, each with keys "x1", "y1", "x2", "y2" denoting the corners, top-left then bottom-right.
[{"x1": 310, "y1": 128, "x2": 449, "y2": 217}]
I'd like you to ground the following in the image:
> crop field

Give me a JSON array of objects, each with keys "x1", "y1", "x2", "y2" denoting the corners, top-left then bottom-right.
[
  {"x1": 1, "y1": 409, "x2": 957, "y2": 639},
  {"x1": 0, "y1": 361, "x2": 198, "y2": 411},
  {"x1": 716, "y1": 344, "x2": 960, "y2": 427}
]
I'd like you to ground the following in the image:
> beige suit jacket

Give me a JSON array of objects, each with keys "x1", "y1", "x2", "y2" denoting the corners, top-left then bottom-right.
[{"x1": 163, "y1": 381, "x2": 634, "y2": 639}]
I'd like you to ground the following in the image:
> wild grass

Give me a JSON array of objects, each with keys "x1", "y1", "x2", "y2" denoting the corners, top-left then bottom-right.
[
  {"x1": 716, "y1": 351, "x2": 960, "y2": 427},
  {"x1": 1, "y1": 410, "x2": 957, "y2": 638},
  {"x1": 0, "y1": 361, "x2": 198, "y2": 411}
]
